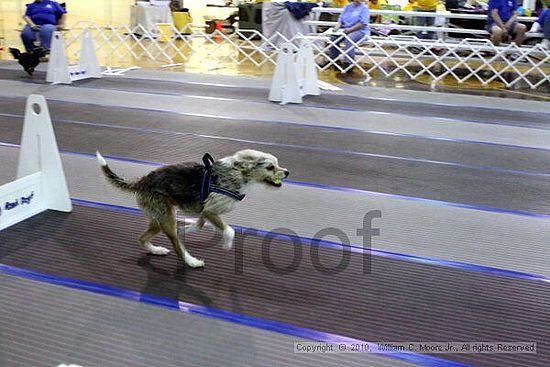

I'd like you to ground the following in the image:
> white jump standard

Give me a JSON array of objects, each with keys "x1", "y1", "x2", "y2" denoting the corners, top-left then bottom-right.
[
  {"x1": 0, "y1": 95, "x2": 72, "y2": 231},
  {"x1": 269, "y1": 41, "x2": 320, "y2": 104},
  {"x1": 46, "y1": 29, "x2": 101, "y2": 84}
]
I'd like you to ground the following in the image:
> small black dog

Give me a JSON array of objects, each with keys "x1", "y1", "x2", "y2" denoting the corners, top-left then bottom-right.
[{"x1": 9, "y1": 47, "x2": 46, "y2": 75}]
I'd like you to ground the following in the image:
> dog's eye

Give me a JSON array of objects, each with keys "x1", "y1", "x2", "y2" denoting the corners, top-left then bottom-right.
[{"x1": 266, "y1": 164, "x2": 274, "y2": 171}]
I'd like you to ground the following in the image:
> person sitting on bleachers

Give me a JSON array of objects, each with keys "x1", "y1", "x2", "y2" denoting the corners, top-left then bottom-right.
[
  {"x1": 486, "y1": 0, "x2": 526, "y2": 46},
  {"x1": 368, "y1": 0, "x2": 387, "y2": 23},
  {"x1": 402, "y1": 0, "x2": 416, "y2": 25},
  {"x1": 21, "y1": 0, "x2": 66, "y2": 52},
  {"x1": 529, "y1": 7, "x2": 550, "y2": 49},
  {"x1": 414, "y1": 0, "x2": 438, "y2": 39},
  {"x1": 328, "y1": 0, "x2": 370, "y2": 69}
]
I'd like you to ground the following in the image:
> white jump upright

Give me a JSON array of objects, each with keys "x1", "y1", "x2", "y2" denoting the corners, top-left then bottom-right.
[
  {"x1": 269, "y1": 41, "x2": 320, "y2": 104},
  {"x1": 46, "y1": 29, "x2": 101, "y2": 84},
  {"x1": 0, "y1": 95, "x2": 72, "y2": 231}
]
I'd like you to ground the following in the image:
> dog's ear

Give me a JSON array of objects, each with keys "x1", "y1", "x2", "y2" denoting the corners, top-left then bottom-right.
[
  {"x1": 233, "y1": 155, "x2": 261, "y2": 173},
  {"x1": 9, "y1": 48, "x2": 21, "y2": 59}
]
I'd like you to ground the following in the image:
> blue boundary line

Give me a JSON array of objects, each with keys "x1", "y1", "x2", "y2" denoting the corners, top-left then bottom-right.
[
  {"x1": 2, "y1": 95, "x2": 549, "y2": 153},
  {"x1": 0, "y1": 262, "x2": 477, "y2": 367},
  {"x1": 71, "y1": 198, "x2": 550, "y2": 285},
  {"x1": 1, "y1": 112, "x2": 549, "y2": 178},
  {"x1": 1, "y1": 141, "x2": 549, "y2": 219}
]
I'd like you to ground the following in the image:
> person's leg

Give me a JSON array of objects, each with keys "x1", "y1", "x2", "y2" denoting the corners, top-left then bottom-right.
[
  {"x1": 20, "y1": 25, "x2": 36, "y2": 52},
  {"x1": 38, "y1": 24, "x2": 56, "y2": 51},
  {"x1": 342, "y1": 30, "x2": 367, "y2": 65},
  {"x1": 511, "y1": 22, "x2": 526, "y2": 46},
  {"x1": 490, "y1": 25, "x2": 504, "y2": 46},
  {"x1": 426, "y1": 10, "x2": 435, "y2": 39},
  {"x1": 543, "y1": 13, "x2": 550, "y2": 41},
  {"x1": 329, "y1": 34, "x2": 344, "y2": 61},
  {"x1": 416, "y1": 15, "x2": 427, "y2": 38}
]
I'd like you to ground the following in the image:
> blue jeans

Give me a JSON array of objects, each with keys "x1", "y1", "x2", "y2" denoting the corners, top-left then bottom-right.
[
  {"x1": 21, "y1": 24, "x2": 56, "y2": 52},
  {"x1": 415, "y1": 10, "x2": 435, "y2": 39},
  {"x1": 329, "y1": 30, "x2": 369, "y2": 65},
  {"x1": 543, "y1": 12, "x2": 550, "y2": 40}
]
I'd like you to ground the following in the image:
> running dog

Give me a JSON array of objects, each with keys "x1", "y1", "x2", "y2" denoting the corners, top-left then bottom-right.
[
  {"x1": 9, "y1": 47, "x2": 46, "y2": 75},
  {"x1": 96, "y1": 150, "x2": 289, "y2": 268}
]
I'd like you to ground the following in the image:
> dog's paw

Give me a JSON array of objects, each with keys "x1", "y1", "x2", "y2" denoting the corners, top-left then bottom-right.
[
  {"x1": 185, "y1": 252, "x2": 205, "y2": 268},
  {"x1": 222, "y1": 226, "x2": 235, "y2": 251},
  {"x1": 143, "y1": 242, "x2": 170, "y2": 256}
]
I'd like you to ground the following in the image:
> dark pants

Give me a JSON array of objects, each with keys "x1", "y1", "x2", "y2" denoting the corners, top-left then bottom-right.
[
  {"x1": 543, "y1": 13, "x2": 550, "y2": 40},
  {"x1": 21, "y1": 24, "x2": 56, "y2": 52},
  {"x1": 329, "y1": 31, "x2": 369, "y2": 65},
  {"x1": 415, "y1": 9, "x2": 435, "y2": 39}
]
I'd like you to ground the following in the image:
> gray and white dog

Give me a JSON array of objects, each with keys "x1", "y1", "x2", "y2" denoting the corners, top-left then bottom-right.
[{"x1": 96, "y1": 150, "x2": 289, "y2": 268}]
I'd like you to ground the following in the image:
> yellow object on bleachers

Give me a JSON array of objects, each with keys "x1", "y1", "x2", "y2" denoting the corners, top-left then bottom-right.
[
  {"x1": 172, "y1": 11, "x2": 193, "y2": 35},
  {"x1": 157, "y1": 23, "x2": 172, "y2": 43}
]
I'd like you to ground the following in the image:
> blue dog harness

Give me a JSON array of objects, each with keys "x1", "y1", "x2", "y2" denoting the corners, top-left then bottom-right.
[{"x1": 200, "y1": 153, "x2": 245, "y2": 204}]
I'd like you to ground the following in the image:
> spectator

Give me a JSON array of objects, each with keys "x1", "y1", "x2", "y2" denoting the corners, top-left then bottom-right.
[
  {"x1": 403, "y1": 0, "x2": 416, "y2": 11},
  {"x1": 402, "y1": 0, "x2": 416, "y2": 25},
  {"x1": 21, "y1": 0, "x2": 66, "y2": 52},
  {"x1": 368, "y1": 0, "x2": 387, "y2": 23},
  {"x1": 414, "y1": 0, "x2": 438, "y2": 39},
  {"x1": 529, "y1": 8, "x2": 549, "y2": 49},
  {"x1": 486, "y1": 0, "x2": 526, "y2": 46},
  {"x1": 328, "y1": 0, "x2": 370, "y2": 69}
]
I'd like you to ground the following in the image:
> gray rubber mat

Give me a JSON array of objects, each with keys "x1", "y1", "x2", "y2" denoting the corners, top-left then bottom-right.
[
  {"x1": 1, "y1": 205, "x2": 549, "y2": 367},
  {"x1": 0, "y1": 68, "x2": 549, "y2": 129},
  {"x1": 0, "y1": 274, "x2": 416, "y2": 367},
  {"x1": 1, "y1": 103, "x2": 549, "y2": 214}
]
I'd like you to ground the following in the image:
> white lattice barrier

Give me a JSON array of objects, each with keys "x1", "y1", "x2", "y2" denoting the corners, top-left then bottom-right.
[{"x1": 62, "y1": 22, "x2": 550, "y2": 89}]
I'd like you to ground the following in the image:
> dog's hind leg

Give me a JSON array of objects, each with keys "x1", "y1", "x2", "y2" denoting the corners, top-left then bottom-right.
[
  {"x1": 139, "y1": 220, "x2": 170, "y2": 256},
  {"x1": 179, "y1": 216, "x2": 206, "y2": 235},
  {"x1": 159, "y1": 213, "x2": 205, "y2": 268},
  {"x1": 203, "y1": 212, "x2": 234, "y2": 251}
]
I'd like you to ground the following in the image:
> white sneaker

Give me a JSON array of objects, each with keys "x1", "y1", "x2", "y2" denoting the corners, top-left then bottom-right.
[{"x1": 542, "y1": 39, "x2": 550, "y2": 50}]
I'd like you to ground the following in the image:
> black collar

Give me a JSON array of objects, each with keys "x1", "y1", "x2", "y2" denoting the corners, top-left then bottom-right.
[{"x1": 200, "y1": 153, "x2": 245, "y2": 203}]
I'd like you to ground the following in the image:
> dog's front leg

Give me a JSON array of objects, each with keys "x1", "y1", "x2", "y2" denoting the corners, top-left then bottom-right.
[{"x1": 204, "y1": 212, "x2": 234, "y2": 251}]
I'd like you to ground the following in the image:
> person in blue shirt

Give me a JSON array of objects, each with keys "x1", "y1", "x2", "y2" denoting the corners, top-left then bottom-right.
[
  {"x1": 21, "y1": 0, "x2": 67, "y2": 52},
  {"x1": 529, "y1": 8, "x2": 550, "y2": 49},
  {"x1": 486, "y1": 0, "x2": 526, "y2": 46},
  {"x1": 328, "y1": 0, "x2": 370, "y2": 68}
]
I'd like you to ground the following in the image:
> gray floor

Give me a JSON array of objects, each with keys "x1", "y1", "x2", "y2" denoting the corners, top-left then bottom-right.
[{"x1": 0, "y1": 274, "x2": 418, "y2": 367}]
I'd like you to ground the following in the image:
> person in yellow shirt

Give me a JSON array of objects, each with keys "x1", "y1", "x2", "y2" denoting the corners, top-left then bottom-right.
[
  {"x1": 403, "y1": 0, "x2": 416, "y2": 11},
  {"x1": 368, "y1": 0, "x2": 387, "y2": 23},
  {"x1": 414, "y1": 0, "x2": 438, "y2": 38},
  {"x1": 402, "y1": 0, "x2": 416, "y2": 25}
]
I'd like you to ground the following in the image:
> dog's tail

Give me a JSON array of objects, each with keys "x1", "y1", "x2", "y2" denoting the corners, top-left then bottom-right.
[{"x1": 96, "y1": 151, "x2": 137, "y2": 192}]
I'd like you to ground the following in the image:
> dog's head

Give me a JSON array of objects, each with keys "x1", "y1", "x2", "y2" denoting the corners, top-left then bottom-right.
[
  {"x1": 222, "y1": 149, "x2": 289, "y2": 187},
  {"x1": 9, "y1": 48, "x2": 22, "y2": 60}
]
